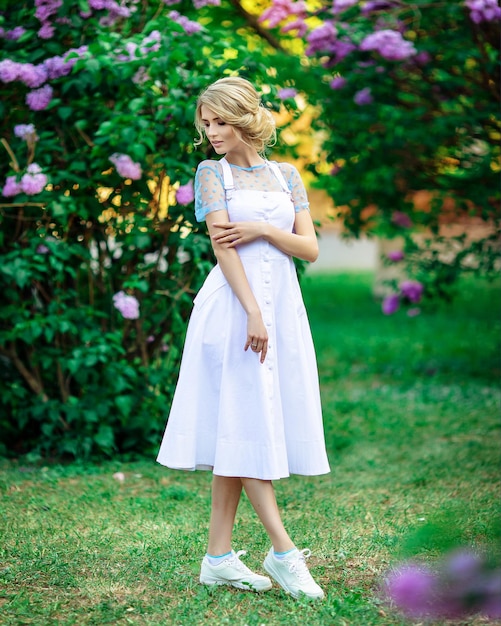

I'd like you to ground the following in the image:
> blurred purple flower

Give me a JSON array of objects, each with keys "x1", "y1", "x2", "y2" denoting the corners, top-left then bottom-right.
[
  {"x1": 109, "y1": 153, "x2": 142, "y2": 180},
  {"x1": 0, "y1": 59, "x2": 20, "y2": 83},
  {"x1": 193, "y1": 0, "x2": 221, "y2": 7},
  {"x1": 306, "y1": 21, "x2": 338, "y2": 56},
  {"x1": 278, "y1": 87, "x2": 298, "y2": 99},
  {"x1": 21, "y1": 163, "x2": 48, "y2": 195},
  {"x1": 465, "y1": 0, "x2": 501, "y2": 23},
  {"x1": 399, "y1": 280, "x2": 423, "y2": 303},
  {"x1": 361, "y1": 0, "x2": 396, "y2": 13},
  {"x1": 18, "y1": 63, "x2": 48, "y2": 88},
  {"x1": 330, "y1": 76, "x2": 346, "y2": 89},
  {"x1": 6, "y1": 27, "x2": 26, "y2": 40},
  {"x1": 385, "y1": 563, "x2": 438, "y2": 617},
  {"x1": 38, "y1": 23, "x2": 56, "y2": 39},
  {"x1": 168, "y1": 11, "x2": 202, "y2": 34},
  {"x1": 26, "y1": 84, "x2": 53, "y2": 111},
  {"x1": 281, "y1": 18, "x2": 308, "y2": 37},
  {"x1": 391, "y1": 210, "x2": 412, "y2": 228},
  {"x1": 113, "y1": 291, "x2": 140, "y2": 320},
  {"x1": 360, "y1": 29, "x2": 417, "y2": 61},
  {"x1": 354, "y1": 87, "x2": 373, "y2": 105},
  {"x1": 259, "y1": 0, "x2": 306, "y2": 28},
  {"x1": 14, "y1": 124, "x2": 38, "y2": 141},
  {"x1": 176, "y1": 180, "x2": 194, "y2": 205},
  {"x1": 37, "y1": 243, "x2": 50, "y2": 254},
  {"x1": 387, "y1": 250, "x2": 404, "y2": 262},
  {"x1": 407, "y1": 307, "x2": 421, "y2": 317},
  {"x1": 382, "y1": 293, "x2": 400, "y2": 315},
  {"x1": 332, "y1": 0, "x2": 358, "y2": 13},
  {"x1": 2, "y1": 176, "x2": 22, "y2": 197}
]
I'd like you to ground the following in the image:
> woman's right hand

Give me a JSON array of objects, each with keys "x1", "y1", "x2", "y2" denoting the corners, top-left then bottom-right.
[{"x1": 245, "y1": 311, "x2": 268, "y2": 363}]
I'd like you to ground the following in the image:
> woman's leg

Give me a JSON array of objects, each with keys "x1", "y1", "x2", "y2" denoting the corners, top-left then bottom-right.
[
  {"x1": 241, "y1": 478, "x2": 295, "y2": 552},
  {"x1": 207, "y1": 475, "x2": 242, "y2": 555}
]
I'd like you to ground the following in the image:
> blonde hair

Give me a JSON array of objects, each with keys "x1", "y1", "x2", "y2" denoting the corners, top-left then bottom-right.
[{"x1": 194, "y1": 77, "x2": 276, "y2": 153}]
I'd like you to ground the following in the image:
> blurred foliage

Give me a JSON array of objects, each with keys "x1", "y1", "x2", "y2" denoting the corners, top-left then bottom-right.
[{"x1": 257, "y1": 0, "x2": 501, "y2": 297}]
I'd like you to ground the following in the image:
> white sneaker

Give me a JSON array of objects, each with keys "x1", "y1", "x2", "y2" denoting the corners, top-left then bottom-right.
[
  {"x1": 200, "y1": 550, "x2": 272, "y2": 592},
  {"x1": 263, "y1": 547, "x2": 324, "y2": 599}
]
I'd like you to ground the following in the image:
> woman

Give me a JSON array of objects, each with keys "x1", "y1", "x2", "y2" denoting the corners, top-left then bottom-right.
[{"x1": 157, "y1": 76, "x2": 330, "y2": 599}]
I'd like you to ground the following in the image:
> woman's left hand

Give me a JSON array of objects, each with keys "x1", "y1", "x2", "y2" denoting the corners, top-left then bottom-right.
[{"x1": 211, "y1": 221, "x2": 266, "y2": 247}]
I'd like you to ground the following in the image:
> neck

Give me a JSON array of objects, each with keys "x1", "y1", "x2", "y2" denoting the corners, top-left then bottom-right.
[{"x1": 224, "y1": 146, "x2": 264, "y2": 168}]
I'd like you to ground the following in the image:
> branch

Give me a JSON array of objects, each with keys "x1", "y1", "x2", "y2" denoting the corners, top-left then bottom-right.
[
  {"x1": 0, "y1": 344, "x2": 48, "y2": 402},
  {"x1": 1, "y1": 138, "x2": 20, "y2": 172},
  {"x1": 227, "y1": 0, "x2": 285, "y2": 51}
]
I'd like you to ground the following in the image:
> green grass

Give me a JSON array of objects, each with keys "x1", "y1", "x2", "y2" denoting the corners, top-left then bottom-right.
[{"x1": 1, "y1": 272, "x2": 500, "y2": 625}]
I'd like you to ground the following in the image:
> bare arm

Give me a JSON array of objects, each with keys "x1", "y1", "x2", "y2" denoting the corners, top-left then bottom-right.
[
  {"x1": 205, "y1": 210, "x2": 268, "y2": 363},
  {"x1": 211, "y1": 209, "x2": 319, "y2": 263}
]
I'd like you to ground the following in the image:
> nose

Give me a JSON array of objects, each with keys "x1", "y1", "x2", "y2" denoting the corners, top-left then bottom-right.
[{"x1": 207, "y1": 124, "x2": 217, "y2": 138}]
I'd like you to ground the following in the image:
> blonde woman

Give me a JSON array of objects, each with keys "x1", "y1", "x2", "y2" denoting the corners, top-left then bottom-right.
[{"x1": 157, "y1": 77, "x2": 330, "y2": 599}]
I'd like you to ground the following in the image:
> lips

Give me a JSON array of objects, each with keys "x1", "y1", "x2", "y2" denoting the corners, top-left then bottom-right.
[{"x1": 211, "y1": 142, "x2": 223, "y2": 148}]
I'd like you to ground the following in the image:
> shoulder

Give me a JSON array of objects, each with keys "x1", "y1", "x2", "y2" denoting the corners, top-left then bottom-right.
[
  {"x1": 272, "y1": 161, "x2": 302, "y2": 182},
  {"x1": 196, "y1": 159, "x2": 223, "y2": 174}
]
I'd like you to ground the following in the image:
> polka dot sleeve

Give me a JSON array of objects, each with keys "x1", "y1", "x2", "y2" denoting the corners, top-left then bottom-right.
[
  {"x1": 194, "y1": 160, "x2": 226, "y2": 222},
  {"x1": 277, "y1": 162, "x2": 310, "y2": 213}
]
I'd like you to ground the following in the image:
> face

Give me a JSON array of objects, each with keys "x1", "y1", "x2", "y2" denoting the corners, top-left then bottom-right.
[{"x1": 200, "y1": 105, "x2": 243, "y2": 155}]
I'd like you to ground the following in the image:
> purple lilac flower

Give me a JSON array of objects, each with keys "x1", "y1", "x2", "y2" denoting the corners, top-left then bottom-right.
[
  {"x1": 162, "y1": 0, "x2": 180, "y2": 4},
  {"x1": 382, "y1": 293, "x2": 400, "y2": 315},
  {"x1": 330, "y1": 76, "x2": 346, "y2": 89},
  {"x1": 109, "y1": 153, "x2": 142, "y2": 180},
  {"x1": 168, "y1": 11, "x2": 202, "y2": 33},
  {"x1": 26, "y1": 84, "x2": 53, "y2": 111},
  {"x1": 0, "y1": 59, "x2": 20, "y2": 83},
  {"x1": 361, "y1": 0, "x2": 395, "y2": 14},
  {"x1": 43, "y1": 55, "x2": 73, "y2": 79},
  {"x1": 113, "y1": 291, "x2": 140, "y2": 319},
  {"x1": 35, "y1": 0, "x2": 62, "y2": 21},
  {"x1": 391, "y1": 210, "x2": 412, "y2": 228},
  {"x1": 399, "y1": 280, "x2": 423, "y2": 303},
  {"x1": 193, "y1": 0, "x2": 221, "y2": 7},
  {"x1": 305, "y1": 21, "x2": 338, "y2": 56},
  {"x1": 2, "y1": 176, "x2": 22, "y2": 197},
  {"x1": 14, "y1": 124, "x2": 38, "y2": 141},
  {"x1": 387, "y1": 250, "x2": 404, "y2": 262},
  {"x1": 21, "y1": 163, "x2": 48, "y2": 195},
  {"x1": 38, "y1": 23, "x2": 56, "y2": 39},
  {"x1": 332, "y1": 0, "x2": 358, "y2": 14},
  {"x1": 18, "y1": 63, "x2": 48, "y2": 88},
  {"x1": 465, "y1": 0, "x2": 501, "y2": 23},
  {"x1": 360, "y1": 29, "x2": 416, "y2": 61},
  {"x1": 354, "y1": 87, "x2": 373, "y2": 105},
  {"x1": 281, "y1": 18, "x2": 308, "y2": 36},
  {"x1": 6, "y1": 27, "x2": 26, "y2": 40},
  {"x1": 278, "y1": 87, "x2": 298, "y2": 99},
  {"x1": 37, "y1": 243, "x2": 50, "y2": 254},
  {"x1": 385, "y1": 563, "x2": 438, "y2": 617},
  {"x1": 89, "y1": 0, "x2": 107, "y2": 9},
  {"x1": 259, "y1": 0, "x2": 307, "y2": 28},
  {"x1": 176, "y1": 180, "x2": 195, "y2": 205}
]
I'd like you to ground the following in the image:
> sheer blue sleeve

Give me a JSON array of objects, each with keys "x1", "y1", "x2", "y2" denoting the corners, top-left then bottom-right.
[
  {"x1": 277, "y1": 162, "x2": 310, "y2": 213},
  {"x1": 194, "y1": 160, "x2": 226, "y2": 222}
]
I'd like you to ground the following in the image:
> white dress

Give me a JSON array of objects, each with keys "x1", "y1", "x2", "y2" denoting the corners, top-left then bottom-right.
[{"x1": 156, "y1": 157, "x2": 330, "y2": 480}]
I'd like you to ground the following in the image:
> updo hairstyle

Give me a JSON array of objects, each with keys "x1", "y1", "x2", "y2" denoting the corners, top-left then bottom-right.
[{"x1": 194, "y1": 77, "x2": 276, "y2": 153}]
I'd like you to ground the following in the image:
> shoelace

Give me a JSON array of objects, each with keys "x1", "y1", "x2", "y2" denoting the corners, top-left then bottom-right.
[
  {"x1": 225, "y1": 550, "x2": 254, "y2": 574},
  {"x1": 287, "y1": 549, "x2": 314, "y2": 584}
]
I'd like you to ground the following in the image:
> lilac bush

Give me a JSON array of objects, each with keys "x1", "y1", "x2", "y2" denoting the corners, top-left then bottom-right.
[
  {"x1": 0, "y1": 0, "x2": 295, "y2": 458},
  {"x1": 259, "y1": 0, "x2": 500, "y2": 304}
]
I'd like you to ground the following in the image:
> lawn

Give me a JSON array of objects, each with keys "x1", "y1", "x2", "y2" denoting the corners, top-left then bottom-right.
[{"x1": 1, "y1": 272, "x2": 500, "y2": 626}]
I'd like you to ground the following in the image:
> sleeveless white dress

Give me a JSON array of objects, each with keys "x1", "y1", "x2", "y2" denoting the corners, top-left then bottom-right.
[{"x1": 156, "y1": 158, "x2": 330, "y2": 480}]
